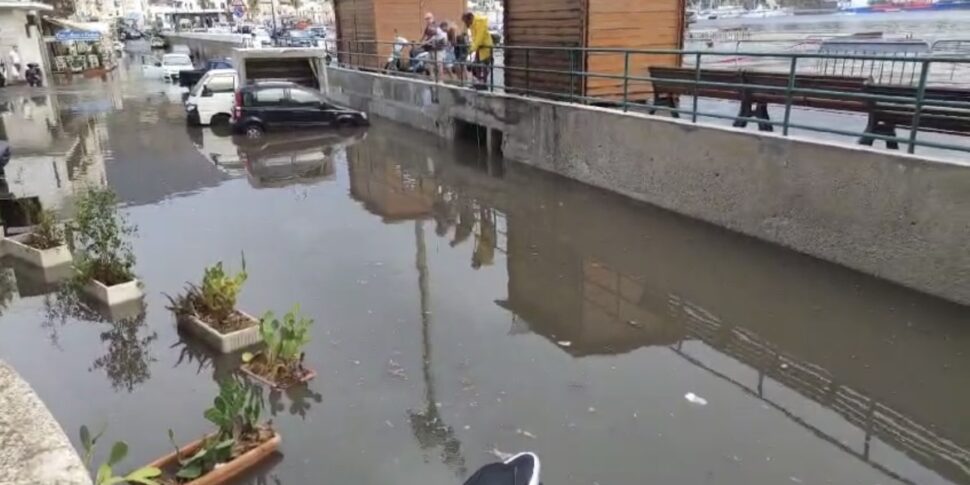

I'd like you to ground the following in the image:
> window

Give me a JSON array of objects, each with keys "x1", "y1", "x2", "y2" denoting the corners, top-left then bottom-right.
[
  {"x1": 206, "y1": 75, "x2": 234, "y2": 93},
  {"x1": 254, "y1": 87, "x2": 286, "y2": 104},
  {"x1": 288, "y1": 88, "x2": 321, "y2": 105}
]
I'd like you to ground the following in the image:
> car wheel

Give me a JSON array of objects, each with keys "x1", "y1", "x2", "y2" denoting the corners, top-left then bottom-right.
[
  {"x1": 336, "y1": 118, "x2": 355, "y2": 129},
  {"x1": 210, "y1": 113, "x2": 230, "y2": 127},
  {"x1": 244, "y1": 123, "x2": 264, "y2": 139}
]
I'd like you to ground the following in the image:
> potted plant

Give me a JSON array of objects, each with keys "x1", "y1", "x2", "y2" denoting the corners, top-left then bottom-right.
[
  {"x1": 147, "y1": 379, "x2": 280, "y2": 484},
  {"x1": 240, "y1": 306, "x2": 315, "y2": 389},
  {"x1": 0, "y1": 208, "x2": 72, "y2": 268},
  {"x1": 70, "y1": 188, "x2": 141, "y2": 306},
  {"x1": 79, "y1": 424, "x2": 162, "y2": 485},
  {"x1": 168, "y1": 259, "x2": 259, "y2": 353}
]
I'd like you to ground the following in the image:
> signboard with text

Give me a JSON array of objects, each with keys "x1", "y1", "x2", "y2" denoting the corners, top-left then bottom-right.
[{"x1": 55, "y1": 30, "x2": 102, "y2": 42}]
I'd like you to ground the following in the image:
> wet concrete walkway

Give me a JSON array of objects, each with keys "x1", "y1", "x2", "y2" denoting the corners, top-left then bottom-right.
[{"x1": 0, "y1": 54, "x2": 968, "y2": 485}]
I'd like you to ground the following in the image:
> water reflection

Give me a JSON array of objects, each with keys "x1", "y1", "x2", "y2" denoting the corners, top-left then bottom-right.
[
  {"x1": 42, "y1": 288, "x2": 158, "y2": 392},
  {"x1": 347, "y1": 120, "x2": 970, "y2": 485},
  {"x1": 238, "y1": 130, "x2": 365, "y2": 189}
]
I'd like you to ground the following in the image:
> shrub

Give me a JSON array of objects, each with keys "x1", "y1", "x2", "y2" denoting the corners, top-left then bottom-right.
[
  {"x1": 26, "y1": 209, "x2": 64, "y2": 250},
  {"x1": 79, "y1": 424, "x2": 161, "y2": 485},
  {"x1": 70, "y1": 188, "x2": 137, "y2": 285}
]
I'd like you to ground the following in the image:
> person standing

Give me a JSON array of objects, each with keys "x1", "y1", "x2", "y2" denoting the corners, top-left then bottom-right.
[
  {"x1": 419, "y1": 12, "x2": 435, "y2": 44},
  {"x1": 8, "y1": 46, "x2": 21, "y2": 81},
  {"x1": 461, "y1": 12, "x2": 492, "y2": 86}
]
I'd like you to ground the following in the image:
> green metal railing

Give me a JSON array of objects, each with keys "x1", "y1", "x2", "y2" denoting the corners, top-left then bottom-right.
[{"x1": 326, "y1": 40, "x2": 970, "y2": 157}]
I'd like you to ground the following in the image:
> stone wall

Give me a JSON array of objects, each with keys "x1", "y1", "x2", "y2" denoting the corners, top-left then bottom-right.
[{"x1": 324, "y1": 66, "x2": 970, "y2": 306}]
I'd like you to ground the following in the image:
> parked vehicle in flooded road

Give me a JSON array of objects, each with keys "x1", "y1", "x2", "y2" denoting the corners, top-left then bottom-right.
[{"x1": 231, "y1": 81, "x2": 368, "y2": 139}]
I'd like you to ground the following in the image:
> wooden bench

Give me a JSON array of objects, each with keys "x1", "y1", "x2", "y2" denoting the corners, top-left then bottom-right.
[
  {"x1": 741, "y1": 72, "x2": 870, "y2": 132},
  {"x1": 860, "y1": 85, "x2": 970, "y2": 149},
  {"x1": 649, "y1": 67, "x2": 870, "y2": 131},
  {"x1": 648, "y1": 66, "x2": 743, "y2": 120}
]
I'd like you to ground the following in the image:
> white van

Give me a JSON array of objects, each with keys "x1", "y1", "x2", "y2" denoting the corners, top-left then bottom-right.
[{"x1": 184, "y1": 69, "x2": 238, "y2": 126}]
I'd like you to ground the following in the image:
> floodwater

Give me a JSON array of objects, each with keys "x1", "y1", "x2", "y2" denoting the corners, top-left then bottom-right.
[{"x1": 0, "y1": 56, "x2": 969, "y2": 485}]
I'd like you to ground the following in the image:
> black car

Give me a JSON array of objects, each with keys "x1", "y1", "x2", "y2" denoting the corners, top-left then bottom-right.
[{"x1": 231, "y1": 81, "x2": 369, "y2": 139}]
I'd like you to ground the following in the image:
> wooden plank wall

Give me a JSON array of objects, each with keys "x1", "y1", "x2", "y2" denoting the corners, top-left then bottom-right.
[
  {"x1": 586, "y1": 0, "x2": 684, "y2": 100},
  {"x1": 374, "y1": 0, "x2": 464, "y2": 65},
  {"x1": 335, "y1": 0, "x2": 379, "y2": 68},
  {"x1": 504, "y1": 0, "x2": 586, "y2": 99}
]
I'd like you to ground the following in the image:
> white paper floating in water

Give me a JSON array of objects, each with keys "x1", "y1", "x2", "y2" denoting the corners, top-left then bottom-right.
[
  {"x1": 557, "y1": 341, "x2": 572, "y2": 347},
  {"x1": 684, "y1": 392, "x2": 708, "y2": 406}
]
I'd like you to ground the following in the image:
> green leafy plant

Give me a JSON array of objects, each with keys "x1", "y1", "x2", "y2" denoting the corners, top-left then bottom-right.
[
  {"x1": 26, "y1": 209, "x2": 65, "y2": 249},
  {"x1": 79, "y1": 424, "x2": 161, "y2": 485},
  {"x1": 70, "y1": 188, "x2": 137, "y2": 286},
  {"x1": 199, "y1": 260, "x2": 247, "y2": 323},
  {"x1": 167, "y1": 429, "x2": 234, "y2": 481},
  {"x1": 254, "y1": 306, "x2": 312, "y2": 369},
  {"x1": 166, "y1": 257, "x2": 247, "y2": 327},
  {"x1": 205, "y1": 377, "x2": 263, "y2": 440},
  {"x1": 166, "y1": 379, "x2": 265, "y2": 480}
]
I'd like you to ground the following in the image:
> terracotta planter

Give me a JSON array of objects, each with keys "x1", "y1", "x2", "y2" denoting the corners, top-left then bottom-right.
[
  {"x1": 1, "y1": 233, "x2": 72, "y2": 268},
  {"x1": 240, "y1": 365, "x2": 317, "y2": 390},
  {"x1": 178, "y1": 312, "x2": 261, "y2": 354},
  {"x1": 146, "y1": 431, "x2": 281, "y2": 485}
]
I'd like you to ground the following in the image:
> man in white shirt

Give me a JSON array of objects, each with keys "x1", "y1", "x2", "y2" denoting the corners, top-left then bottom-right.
[{"x1": 8, "y1": 46, "x2": 20, "y2": 80}]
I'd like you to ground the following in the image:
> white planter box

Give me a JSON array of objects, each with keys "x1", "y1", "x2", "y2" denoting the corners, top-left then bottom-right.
[
  {"x1": 1, "y1": 233, "x2": 72, "y2": 268},
  {"x1": 178, "y1": 311, "x2": 261, "y2": 354},
  {"x1": 82, "y1": 279, "x2": 144, "y2": 307}
]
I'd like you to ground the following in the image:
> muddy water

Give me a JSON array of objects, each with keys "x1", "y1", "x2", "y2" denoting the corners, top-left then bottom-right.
[{"x1": 0, "y1": 59, "x2": 968, "y2": 485}]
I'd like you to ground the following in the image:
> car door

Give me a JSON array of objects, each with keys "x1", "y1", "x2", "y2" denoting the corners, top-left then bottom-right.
[
  {"x1": 286, "y1": 87, "x2": 333, "y2": 127},
  {"x1": 251, "y1": 86, "x2": 290, "y2": 129}
]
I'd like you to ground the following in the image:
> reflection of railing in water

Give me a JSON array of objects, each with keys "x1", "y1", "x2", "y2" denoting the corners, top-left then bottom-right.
[{"x1": 667, "y1": 294, "x2": 970, "y2": 485}]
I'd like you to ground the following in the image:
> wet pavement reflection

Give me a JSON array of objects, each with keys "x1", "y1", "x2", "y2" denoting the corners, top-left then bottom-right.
[{"x1": 0, "y1": 55, "x2": 968, "y2": 485}]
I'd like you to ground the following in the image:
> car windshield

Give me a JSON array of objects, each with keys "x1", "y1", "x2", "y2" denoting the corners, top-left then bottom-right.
[{"x1": 163, "y1": 54, "x2": 191, "y2": 66}]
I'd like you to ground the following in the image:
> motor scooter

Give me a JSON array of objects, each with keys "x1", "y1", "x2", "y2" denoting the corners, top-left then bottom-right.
[
  {"x1": 25, "y1": 63, "x2": 42, "y2": 87},
  {"x1": 384, "y1": 37, "x2": 432, "y2": 76}
]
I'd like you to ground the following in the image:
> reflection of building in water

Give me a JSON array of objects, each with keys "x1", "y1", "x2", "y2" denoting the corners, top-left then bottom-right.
[
  {"x1": 347, "y1": 141, "x2": 436, "y2": 222},
  {"x1": 498, "y1": 168, "x2": 970, "y2": 485},
  {"x1": 1, "y1": 105, "x2": 109, "y2": 214}
]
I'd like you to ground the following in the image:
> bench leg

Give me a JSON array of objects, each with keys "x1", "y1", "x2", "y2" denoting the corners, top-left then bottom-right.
[
  {"x1": 734, "y1": 102, "x2": 751, "y2": 128},
  {"x1": 881, "y1": 122, "x2": 899, "y2": 150},
  {"x1": 755, "y1": 102, "x2": 773, "y2": 132},
  {"x1": 859, "y1": 114, "x2": 878, "y2": 146}
]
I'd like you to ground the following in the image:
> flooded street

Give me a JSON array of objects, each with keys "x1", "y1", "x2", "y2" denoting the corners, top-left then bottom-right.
[{"x1": 1, "y1": 55, "x2": 969, "y2": 485}]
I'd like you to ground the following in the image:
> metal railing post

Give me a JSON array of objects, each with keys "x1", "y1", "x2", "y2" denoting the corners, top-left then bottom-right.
[
  {"x1": 782, "y1": 56, "x2": 798, "y2": 136},
  {"x1": 908, "y1": 59, "x2": 930, "y2": 154},
  {"x1": 526, "y1": 48, "x2": 531, "y2": 95},
  {"x1": 623, "y1": 50, "x2": 630, "y2": 112},
  {"x1": 692, "y1": 52, "x2": 701, "y2": 123}
]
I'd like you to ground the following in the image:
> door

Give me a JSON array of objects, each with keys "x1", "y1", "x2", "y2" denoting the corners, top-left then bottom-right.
[
  {"x1": 286, "y1": 87, "x2": 334, "y2": 127},
  {"x1": 197, "y1": 74, "x2": 236, "y2": 123},
  {"x1": 250, "y1": 86, "x2": 291, "y2": 128}
]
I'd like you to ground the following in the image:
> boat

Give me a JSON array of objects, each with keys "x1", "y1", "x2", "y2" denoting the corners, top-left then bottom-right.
[{"x1": 838, "y1": 0, "x2": 970, "y2": 12}]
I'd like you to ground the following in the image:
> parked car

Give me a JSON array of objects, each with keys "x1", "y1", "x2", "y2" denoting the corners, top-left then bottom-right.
[
  {"x1": 179, "y1": 58, "x2": 232, "y2": 88},
  {"x1": 159, "y1": 53, "x2": 193, "y2": 81},
  {"x1": 184, "y1": 68, "x2": 238, "y2": 126},
  {"x1": 281, "y1": 30, "x2": 314, "y2": 47},
  {"x1": 231, "y1": 81, "x2": 369, "y2": 139}
]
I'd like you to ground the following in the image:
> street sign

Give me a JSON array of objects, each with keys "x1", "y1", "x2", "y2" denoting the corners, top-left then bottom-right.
[
  {"x1": 233, "y1": 5, "x2": 245, "y2": 18},
  {"x1": 55, "y1": 30, "x2": 102, "y2": 42}
]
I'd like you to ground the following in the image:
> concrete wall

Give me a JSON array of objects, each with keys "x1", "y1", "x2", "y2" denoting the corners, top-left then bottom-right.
[
  {"x1": 323, "y1": 66, "x2": 970, "y2": 306},
  {"x1": 0, "y1": 360, "x2": 91, "y2": 485}
]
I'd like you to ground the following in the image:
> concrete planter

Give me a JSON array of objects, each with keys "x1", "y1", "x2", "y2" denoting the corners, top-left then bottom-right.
[
  {"x1": 0, "y1": 233, "x2": 72, "y2": 268},
  {"x1": 82, "y1": 279, "x2": 143, "y2": 307},
  {"x1": 145, "y1": 431, "x2": 281, "y2": 485},
  {"x1": 179, "y1": 312, "x2": 261, "y2": 354}
]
